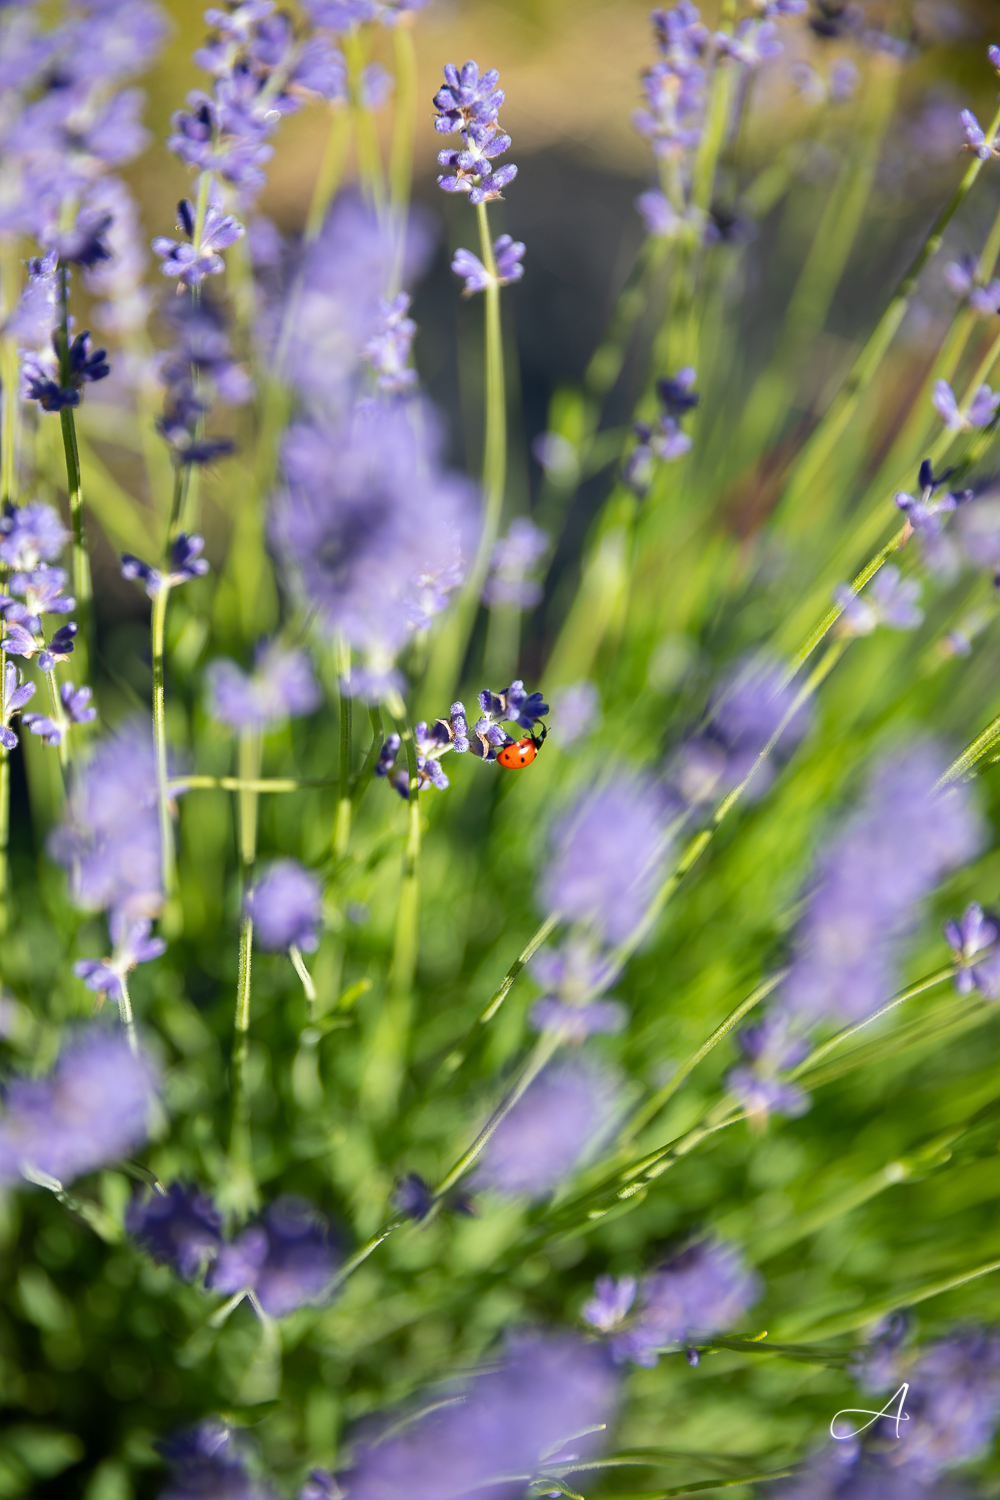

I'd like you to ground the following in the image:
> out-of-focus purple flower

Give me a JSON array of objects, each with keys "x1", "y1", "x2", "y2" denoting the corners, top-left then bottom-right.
[
  {"x1": 878, "y1": 1329, "x2": 1000, "y2": 1478},
  {"x1": 433, "y1": 59, "x2": 505, "y2": 133},
  {"x1": 0, "y1": 662, "x2": 35, "y2": 751},
  {"x1": 451, "y1": 235, "x2": 525, "y2": 295},
  {"x1": 583, "y1": 1274, "x2": 638, "y2": 1333},
  {"x1": 782, "y1": 742, "x2": 983, "y2": 1026},
  {"x1": 152, "y1": 187, "x2": 245, "y2": 288},
  {"x1": 245, "y1": 860, "x2": 322, "y2": 952},
  {"x1": 84, "y1": 176, "x2": 152, "y2": 336},
  {"x1": 48, "y1": 205, "x2": 114, "y2": 268},
  {"x1": 362, "y1": 294, "x2": 418, "y2": 393},
  {"x1": 528, "y1": 938, "x2": 626, "y2": 1039},
  {"x1": 121, "y1": 534, "x2": 210, "y2": 597},
  {"x1": 726, "y1": 1011, "x2": 811, "y2": 1124},
  {"x1": 206, "y1": 1195, "x2": 338, "y2": 1317},
  {"x1": 0, "y1": 1028, "x2": 157, "y2": 1188},
  {"x1": 603, "y1": 1240, "x2": 761, "y2": 1367},
  {"x1": 299, "y1": 1471, "x2": 340, "y2": 1500},
  {"x1": 961, "y1": 107, "x2": 997, "y2": 161},
  {"x1": 160, "y1": 292, "x2": 253, "y2": 407},
  {"x1": 393, "y1": 1172, "x2": 434, "y2": 1221},
  {"x1": 3, "y1": 565, "x2": 75, "y2": 638},
  {"x1": 49, "y1": 722, "x2": 162, "y2": 920},
  {"x1": 157, "y1": 1418, "x2": 277, "y2": 1500},
  {"x1": 283, "y1": 193, "x2": 434, "y2": 417},
  {"x1": 625, "y1": 370, "x2": 699, "y2": 492},
  {"x1": 944, "y1": 256, "x2": 975, "y2": 297},
  {"x1": 207, "y1": 642, "x2": 320, "y2": 732},
  {"x1": 530, "y1": 997, "x2": 627, "y2": 1040},
  {"x1": 2, "y1": 252, "x2": 59, "y2": 348},
  {"x1": 635, "y1": 188, "x2": 687, "y2": 238},
  {"x1": 337, "y1": 1330, "x2": 619, "y2": 1500},
  {"x1": 127, "y1": 1182, "x2": 223, "y2": 1281},
  {"x1": 550, "y1": 680, "x2": 600, "y2": 746},
  {"x1": 540, "y1": 775, "x2": 669, "y2": 944},
  {"x1": 0, "y1": 502, "x2": 67, "y2": 572},
  {"x1": 944, "y1": 902, "x2": 1000, "y2": 997},
  {"x1": 482, "y1": 518, "x2": 548, "y2": 607},
  {"x1": 894, "y1": 477, "x2": 969, "y2": 583},
  {"x1": 475, "y1": 1057, "x2": 619, "y2": 1199},
  {"x1": 933, "y1": 377, "x2": 1000, "y2": 431},
  {"x1": 270, "y1": 401, "x2": 478, "y2": 693},
  {"x1": 23, "y1": 331, "x2": 110, "y2": 412},
  {"x1": 74, "y1": 911, "x2": 165, "y2": 1002},
  {"x1": 834, "y1": 565, "x2": 923, "y2": 635},
  {"x1": 716, "y1": 17, "x2": 783, "y2": 64}
]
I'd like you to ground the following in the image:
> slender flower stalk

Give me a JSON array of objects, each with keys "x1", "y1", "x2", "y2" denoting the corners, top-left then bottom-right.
[
  {"x1": 334, "y1": 639, "x2": 353, "y2": 858},
  {"x1": 150, "y1": 583, "x2": 177, "y2": 906},
  {"x1": 55, "y1": 270, "x2": 94, "y2": 671}
]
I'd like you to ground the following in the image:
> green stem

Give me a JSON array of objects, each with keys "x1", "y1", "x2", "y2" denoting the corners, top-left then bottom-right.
[
  {"x1": 305, "y1": 105, "x2": 352, "y2": 242},
  {"x1": 778, "y1": 99, "x2": 1000, "y2": 518},
  {"x1": 334, "y1": 642, "x2": 353, "y2": 858},
  {"x1": 170, "y1": 774, "x2": 337, "y2": 792},
  {"x1": 360, "y1": 713, "x2": 421, "y2": 1119},
  {"x1": 350, "y1": 704, "x2": 384, "y2": 808},
  {"x1": 622, "y1": 970, "x2": 787, "y2": 1143},
  {"x1": 151, "y1": 585, "x2": 178, "y2": 905},
  {"x1": 117, "y1": 972, "x2": 139, "y2": 1057},
  {"x1": 344, "y1": 29, "x2": 385, "y2": 210},
  {"x1": 389, "y1": 24, "x2": 418, "y2": 291},
  {"x1": 422, "y1": 203, "x2": 507, "y2": 706},
  {"x1": 238, "y1": 728, "x2": 261, "y2": 869},
  {"x1": 229, "y1": 904, "x2": 257, "y2": 1211},
  {"x1": 289, "y1": 943, "x2": 316, "y2": 1004},
  {"x1": 0, "y1": 747, "x2": 8, "y2": 935},
  {"x1": 1, "y1": 337, "x2": 18, "y2": 507}
]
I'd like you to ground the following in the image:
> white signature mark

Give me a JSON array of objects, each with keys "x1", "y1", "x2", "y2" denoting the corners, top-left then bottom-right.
[{"x1": 830, "y1": 1383, "x2": 910, "y2": 1441}]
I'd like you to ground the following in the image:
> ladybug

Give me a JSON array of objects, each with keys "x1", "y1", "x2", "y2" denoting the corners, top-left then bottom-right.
[{"x1": 497, "y1": 723, "x2": 547, "y2": 770}]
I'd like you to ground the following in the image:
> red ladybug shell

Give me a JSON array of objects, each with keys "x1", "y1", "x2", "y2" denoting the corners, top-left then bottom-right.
[{"x1": 497, "y1": 737, "x2": 538, "y2": 769}]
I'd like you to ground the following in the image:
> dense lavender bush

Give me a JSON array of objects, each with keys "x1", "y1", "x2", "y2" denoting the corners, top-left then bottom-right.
[{"x1": 6, "y1": 1, "x2": 1000, "y2": 1497}]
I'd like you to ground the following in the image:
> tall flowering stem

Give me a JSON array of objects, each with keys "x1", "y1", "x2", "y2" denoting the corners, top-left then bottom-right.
[
  {"x1": 360, "y1": 712, "x2": 421, "y2": 1120},
  {"x1": 389, "y1": 24, "x2": 418, "y2": 288},
  {"x1": 475, "y1": 201, "x2": 507, "y2": 566},
  {"x1": 344, "y1": 29, "x2": 385, "y2": 209},
  {"x1": 334, "y1": 641, "x2": 353, "y2": 859},
  {"x1": 56, "y1": 268, "x2": 93, "y2": 670},
  {"x1": 778, "y1": 98, "x2": 1000, "y2": 522},
  {"x1": 228, "y1": 726, "x2": 262, "y2": 1214},
  {"x1": 305, "y1": 107, "x2": 352, "y2": 243},
  {"x1": 150, "y1": 584, "x2": 178, "y2": 908},
  {"x1": 0, "y1": 241, "x2": 19, "y2": 509}
]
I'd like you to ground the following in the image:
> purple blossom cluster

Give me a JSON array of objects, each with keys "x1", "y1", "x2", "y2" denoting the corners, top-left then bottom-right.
[
  {"x1": 451, "y1": 234, "x2": 525, "y2": 296},
  {"x1": 336, "y1": 1331, "x2": 619, "y2": 1500},
  {"x1": 666, "y1": 654, "x2": 813, "y2": 812},
  {"x1": 625, "y1": 369, "x2": 699, "y2": 492},
  {"x1": 932, "y1": 376, "x2": 1000, "y2": 433},
  {"x1": 482, "y1": 518, "x2": 548, "y2": 608},
  {"x1": 75, "y1": 913, "x2": 165, "y2": 1004},
  {"x1": 129, "y1": 1185, "x2": 338, "y2": 1316},
  {"x1": 165, "y1": 0, "x2": 347, "y2": 211},
  {"x1": 0, "y1": 0, "x2": 167, "y2": 251},
  {"x1": 244, "y1": 860, "x2": 323, "y2": 952},
  {"x1": 540, "y1": 773, "x2": 670, "y2": 945},
  {"x1": 785, "y1": 1327, "x2": 1000, "y2": 1496},
  {"x1": 781, "y1": 742, "x2": 982, "y2": 1027},
  {"x1": 944, "y1": 902, "x2": 1000, "y2": 997},
  {"x1": 121, "y1": 534, "x2": 210, "y2": 597},
  {"x1": 377, "y1": 680, "x2": 552, "y2": 795},
  {"x1": 475, "y1": 1057, "x2": 620, "y2": 1198},
  {"x1": 50, "y1": 721, "x2": 163, "y2": 921},
  {"x1": 583, "y1": 1239, "x2": 761, "y2": 1365},
  {"x1": 433, "y1": 59, "x2": 517, "y2": 205},
  {"x1": 271, "y1": 401, "x2": 478, "y2": 699},
  {"x1": 0, "y1": 1028, "x2": 157, "y2": 1188},
  {"x1": 529, "y1": 940, "x2": 627, "y2": 1041},
  {"x1": 23, "y1": 328, "x2": 110, "y2": 414},
  {"x1": 208, "y1": 641, "x2": 319, "y2": 732},
  {"x1": 304, "y1": 0, "x2": 429, "y2": 30},
  {"x1": 155, "y1": 289, "x2": 252, "y2": 466},
  {"x1": 158, "y1": 1419, "x2": 277, "y2": 1500}
]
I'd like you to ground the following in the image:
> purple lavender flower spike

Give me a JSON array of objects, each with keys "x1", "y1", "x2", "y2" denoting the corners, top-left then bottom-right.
[
  {"x1": 450, "y1": 248, "x2": 491, "y2": 295},
  {"x1": 451, "y1": 236, "x2": 525, "y2": 296},
  {"x1": 126, "y1": 1182, "x2": 223, "y2": 1282},
  {"x1": 969, "y1": 280, "x2": 1000, "y2": 316},
  {"x1": 606, "y1": 1240, "x2": 761, "y2": 1367},
  {"x1": 0, "y1": 502, "x2": 67, "y2": 571},
  {"x1": 483, "y1": 519, "x2": 548, "y2": 608},
  {"x1": 299, "y1": 1471, "x2": 340, "y2": 1500},
  {"x1": 206, "y1": 1195, "x2": 338, "y2": 1317},
  {"x1": 883, "y1": 1328, "x2": 1000, "y2": 1477},
  {"x1": 338, "y1": 1330, "x2": 619, "y2": 1500},
  {"x1": 245, "y1": 860, "x2": 322, "y2": 952},
  {"x1": 933, "y1": 377, "x2": 1000, "y2": 431},
  {"x1": 3, "y1": 253, "x2": 59, "y2": 348},
  {"x1": 530, "y1": 997, "x2": 627, "y2": 1040},
  {"x1": 152, "y1": 187, "x2": 246, "y2": 287},
  {"x1": 434, "y1": 61, "x2": 516, "y2": 203},
  {"x1": 834, "y1": 565, "x2": 923, "y2": 635},
  {"x1": 550, "y1": 681, "x2": 600, "y2": 747},
  {"x1": 944, "y1": 902, "x2": 1000, "y2": 997},
  {"x1": 475, "y1": 1057, "x2": 620, "y2": 1198},
  {"x1": 74, "y1": 912, "x2": 165, "y2": 1001},
  {"x1": 363, "y1": 294, "x2": 418, "y2": 393},
  {"x1": 375, "y1": 734, "x2": 402, "y2": 779},
  {"x1": 208, "y1": 642, "x2": 320, "y2": 732},
  {"x1": 49, "y1": 721, "x2": 163, "y2": 920},
  {"x1": 635, "y1": 189, "x2": 686, "y2": 238},
  {"x1": 782, "y1": 742, "x2": 983, "y2": 1026},
  {"x1": 944, "y1": 256, "x2": 975, "y2": 298},
  {"x1": 38, "y1": 623, "x2": 81, "y2": 674},
  {"x1": 961, "y1": 108, "x2": 996, "y2": 160},
  {"x1": 23, "y1": 331, "x2": 110, "y2": 412},
  {"x1": 0, "y1": 1028, "x2": 158, "y2": 1188},
  {"x1": 716, "y1": 17, "x2": 784, "y2": 65},
  {"x1": 726, "y1": 1012, "x2": 811, "y2": 1124},
  {"x1": 121, "y1": 534, "x2": 209, "y2": 597},
  {"x1": 157, "y1": 1419, "x2": 278, "y2": 1500},
  {"x1": 540, "y1": 775, "x2": 669, "y2": 944},
  {"x1": 583, "y1": 1274, "x2": 638, "y2": 1333},
  {"x1": 0, "y1": 662, "x2": 35, "y2": 751}
]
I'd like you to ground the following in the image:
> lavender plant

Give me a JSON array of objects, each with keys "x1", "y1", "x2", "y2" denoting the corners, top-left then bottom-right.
[{"x1": 8, "y1": 1, "x2": 1000, "y2": 1498}]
